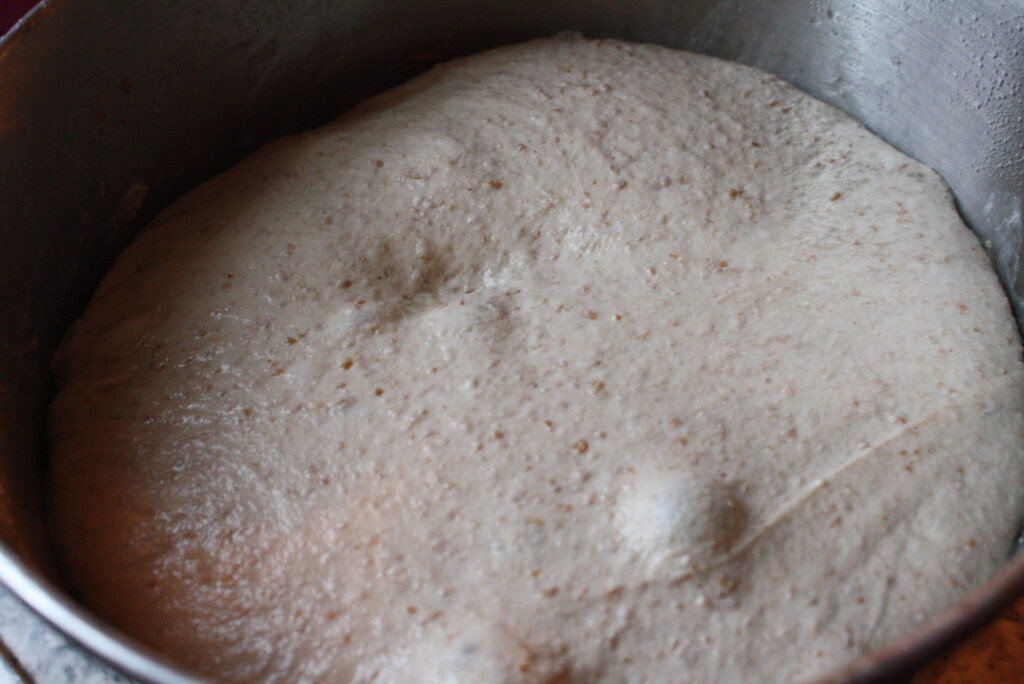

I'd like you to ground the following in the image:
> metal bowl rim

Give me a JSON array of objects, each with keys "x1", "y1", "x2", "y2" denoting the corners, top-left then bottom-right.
[{"x1": 1, "y1": 2, "x2": 1022, "y2": 682}]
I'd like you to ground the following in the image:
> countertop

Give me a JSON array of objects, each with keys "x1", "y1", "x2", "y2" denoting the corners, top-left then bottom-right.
[{"x1": 0, "y1": 586, "x2": 124, "y2": 684}]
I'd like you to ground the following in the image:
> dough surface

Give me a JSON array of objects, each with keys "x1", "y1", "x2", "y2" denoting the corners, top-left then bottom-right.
[{"x1": 50, "y1": 37, "x2": 1024, "y2": 683}]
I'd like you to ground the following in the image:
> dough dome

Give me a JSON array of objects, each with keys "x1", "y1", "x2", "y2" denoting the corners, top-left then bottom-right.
[{"x1": 50, "y1": 37, "x2": 1024, "y2": 682}]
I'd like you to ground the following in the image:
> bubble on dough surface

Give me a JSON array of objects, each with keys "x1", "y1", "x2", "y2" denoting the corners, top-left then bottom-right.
[{"x1": 617, "y1": 471, "x2": 747, "y2": 566}]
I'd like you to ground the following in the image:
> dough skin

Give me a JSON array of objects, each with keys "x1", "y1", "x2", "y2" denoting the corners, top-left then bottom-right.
[{"x1": 50, "y1": 37, "x2": 1024, "y2": 683}]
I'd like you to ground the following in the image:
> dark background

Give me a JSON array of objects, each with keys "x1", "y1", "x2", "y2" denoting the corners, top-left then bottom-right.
[{"x1": 1, "y1": 0, "x2": 38, "y2": 35}]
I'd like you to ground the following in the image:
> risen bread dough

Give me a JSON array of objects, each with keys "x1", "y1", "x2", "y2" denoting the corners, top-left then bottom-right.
[{"x1": 50, "y1": 37, "x2": 1024, "y2": 683}]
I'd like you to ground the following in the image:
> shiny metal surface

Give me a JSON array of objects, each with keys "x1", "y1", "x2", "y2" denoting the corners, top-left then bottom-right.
[{"x1": 0, "y1": 1, "x2": 1022, "y2": 681}]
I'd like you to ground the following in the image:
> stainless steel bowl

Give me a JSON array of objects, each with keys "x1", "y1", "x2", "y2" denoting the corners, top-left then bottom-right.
[{"x1": 1, "y1": 1, "x2": 1022, "y2": 681}]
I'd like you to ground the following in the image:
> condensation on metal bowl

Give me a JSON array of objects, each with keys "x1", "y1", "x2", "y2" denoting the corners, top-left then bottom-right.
[{"x1": 0, "y1": 1, "x2": 1022, "y2": 682}]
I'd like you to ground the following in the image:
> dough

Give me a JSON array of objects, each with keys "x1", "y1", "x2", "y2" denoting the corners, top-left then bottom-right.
[{"x1": 49, "y1": 37, "x2": 1024, "y2": 683}]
